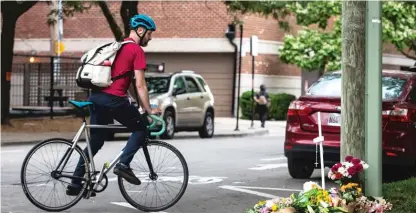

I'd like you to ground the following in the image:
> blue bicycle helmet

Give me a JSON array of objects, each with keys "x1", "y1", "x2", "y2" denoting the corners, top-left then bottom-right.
[{"x1": 129, "y1": 14, "x2": 156, "y2": 31}]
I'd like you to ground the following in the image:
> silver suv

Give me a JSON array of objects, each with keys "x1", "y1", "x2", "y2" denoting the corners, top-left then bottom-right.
[{"x1": 146, "y1": 70, "x2": 215, "y2": 139}]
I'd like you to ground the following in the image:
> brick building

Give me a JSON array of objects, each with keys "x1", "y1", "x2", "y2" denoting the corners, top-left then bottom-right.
[{"x1": 12, "y1": 1, "x2": 415, "y2": 117}]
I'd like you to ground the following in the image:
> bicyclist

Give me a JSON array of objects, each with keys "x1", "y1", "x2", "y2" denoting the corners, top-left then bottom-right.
[{"x1": 67, "y1": 14, "x2": 161, "y2": 197}]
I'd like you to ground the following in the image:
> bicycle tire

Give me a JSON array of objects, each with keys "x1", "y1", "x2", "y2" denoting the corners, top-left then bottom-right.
[
  {"x1": 118, "y1": 140, "x2": 189, "y2": 212},
  {"x1": 20, "y1": 138, "x2": 88, "y2": 212}
]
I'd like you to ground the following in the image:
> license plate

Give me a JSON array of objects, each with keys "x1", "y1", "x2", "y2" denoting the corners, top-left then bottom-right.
[{"x1": 328, "y1": 113, "x2": 341, "y2": 126}]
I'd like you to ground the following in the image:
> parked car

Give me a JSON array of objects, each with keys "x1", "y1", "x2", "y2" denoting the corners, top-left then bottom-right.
[
  {"x1": 108, "y1": 70, "x2": 215, "y2": 140},
  {"x1": 284, "y1": 69, "x2": 416, "y2": 179}
]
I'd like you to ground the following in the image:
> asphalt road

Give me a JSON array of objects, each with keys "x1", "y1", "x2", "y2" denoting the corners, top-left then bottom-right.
[{"x1": 1, "y1": 133, "x2": 337, "y2": 213}]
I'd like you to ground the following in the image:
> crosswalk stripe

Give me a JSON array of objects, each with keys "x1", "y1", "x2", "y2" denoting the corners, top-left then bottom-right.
[{"x1": 249, "y1": 163, "x2": 287, "y2": 170}]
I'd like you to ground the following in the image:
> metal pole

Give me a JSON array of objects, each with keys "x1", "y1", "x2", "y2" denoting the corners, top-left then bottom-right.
[
  {"x1": 250, "y1": 55, "x2": 255, "y2": 128},
  {"x1": 365, "y1": 0, "x2": 382, "y2": 197},
  {"x1": 235, "y1": 24, "x2": 243, "y2": 131},
  {"x1": 55, "y1": 0, "x2": 63, "y2": 83},
  {"x1": 50, "y1": 57, "x2": 55, "y2": 119}
]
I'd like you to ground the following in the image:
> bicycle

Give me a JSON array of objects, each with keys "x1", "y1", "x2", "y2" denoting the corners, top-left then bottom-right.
[{"x1": 20, "y1": 100, "x2": 189, "y2": 212}]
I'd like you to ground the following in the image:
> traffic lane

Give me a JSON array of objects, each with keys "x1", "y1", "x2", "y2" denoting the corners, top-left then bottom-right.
[
  {"x1": 1, "y1": 135, "x2": 320, "y2": 213},
  {"x1": 1, "y1": 134, "x2": 287, "y2": 183}
]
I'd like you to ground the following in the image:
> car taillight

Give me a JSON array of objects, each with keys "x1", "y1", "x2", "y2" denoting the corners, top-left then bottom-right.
[
  {"x1": 287, "y1": 100, "x2": 312, "y2": 116},
  {"x1": 383, "y1": 107, "x2": 411, "y2": 122}
]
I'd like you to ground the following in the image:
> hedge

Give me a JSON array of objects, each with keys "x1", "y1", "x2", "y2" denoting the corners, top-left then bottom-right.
[{"x1": 239, "y1": 90, "x2": 296, "y2": 121}]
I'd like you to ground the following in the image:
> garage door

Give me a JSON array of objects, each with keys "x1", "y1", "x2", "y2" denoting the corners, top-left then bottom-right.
[{"x1": 146, "y1": 53, "x2": 234, "y2": 117}]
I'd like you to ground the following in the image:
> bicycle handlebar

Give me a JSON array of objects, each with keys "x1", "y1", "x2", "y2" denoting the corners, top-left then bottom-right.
[{"x1": 147, "y1": 114, "x2": 166, "y2": 137}]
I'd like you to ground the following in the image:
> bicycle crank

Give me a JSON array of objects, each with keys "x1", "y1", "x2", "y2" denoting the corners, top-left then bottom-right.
[{"x1": 93, "y1": 173, "x2": 108, "y2": 193}]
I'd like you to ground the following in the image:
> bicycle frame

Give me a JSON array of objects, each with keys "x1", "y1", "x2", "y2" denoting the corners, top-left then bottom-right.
[{"x1": 53, "y1": 114, "x2": 166, "y2": 197}]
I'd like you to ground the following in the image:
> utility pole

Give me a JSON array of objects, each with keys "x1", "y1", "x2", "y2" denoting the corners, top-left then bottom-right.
[{"x1": 365, "y1": 0, "x2": 382, "y2": 197}]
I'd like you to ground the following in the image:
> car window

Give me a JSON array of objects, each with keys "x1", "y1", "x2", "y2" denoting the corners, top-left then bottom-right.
[
  {"x1": 173, "y1": 76, "x2": 186, "y2": 93},
  {"x1": 185, "y1": 76, "x2": 202, "y2": 93},
  {"x1": 145, "y1": 77, "x2": 170, "y2": 95},
  {"x1": 307, "y1": 72, "x2": 408, "y2": 100},
  {"x1": 196, "y1": 77, "x2": 207, "y2": 92}
]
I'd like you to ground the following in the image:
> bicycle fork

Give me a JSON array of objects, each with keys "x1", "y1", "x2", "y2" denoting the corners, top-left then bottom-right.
[{"x1": 142, "y1": 142, "x2": 158, "y2": 180}]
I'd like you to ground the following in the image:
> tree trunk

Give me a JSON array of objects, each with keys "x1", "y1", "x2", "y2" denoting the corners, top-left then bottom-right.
[
  {"x1": 1, "y1": 1, "x2": 38, "y2": 125},
  {"x1": 1, "y1": 16, "x2": 17, "y2": 125},
  {"x1": 97, "y1": 1, "x2": 123, "y2": 40},
  {"x1": 340, "y1": 1, "x2": 366, "y2": 161},
  {"x1": 120, "y1": 1, "x2": 138, "y2": 37}
]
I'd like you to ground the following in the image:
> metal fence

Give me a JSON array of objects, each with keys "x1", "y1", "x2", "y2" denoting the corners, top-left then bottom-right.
[{"x1": 11, "y1": 54, "x2": 89, "y2": 116}]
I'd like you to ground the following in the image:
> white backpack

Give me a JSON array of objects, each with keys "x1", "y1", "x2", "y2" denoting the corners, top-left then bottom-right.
[{"x1": 75, "y1": 40, "x2": 135, "y2": 89}]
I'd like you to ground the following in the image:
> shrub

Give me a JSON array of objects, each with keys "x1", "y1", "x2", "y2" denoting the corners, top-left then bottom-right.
[
  {"x1": 269, "y1": 93, "x2": 297, "y2": 120},
  {"x1": 239, "y1": 90, "x2": 296, "y2": 121},
  {"x1": 240, "y1": 90, "x2": 256, "y2": 120}
]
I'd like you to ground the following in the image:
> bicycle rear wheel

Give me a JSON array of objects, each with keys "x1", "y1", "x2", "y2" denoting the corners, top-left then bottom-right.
[
  {"x1": 20, "y1": 138, "x2": 88, "y2": 212},
  {"x1": 118, "y1": 140, "x2": 189, "y2": 212}
]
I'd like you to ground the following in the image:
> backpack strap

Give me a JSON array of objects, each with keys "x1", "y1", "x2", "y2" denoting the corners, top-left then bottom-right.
[{"x1": 111, "y1": 70, "x2": 133, "y2": 81}]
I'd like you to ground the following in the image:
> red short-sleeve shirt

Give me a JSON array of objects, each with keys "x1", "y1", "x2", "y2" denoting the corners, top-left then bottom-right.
[{"x1": 102, "y1": 38, "x2": 147, "y2": 97}]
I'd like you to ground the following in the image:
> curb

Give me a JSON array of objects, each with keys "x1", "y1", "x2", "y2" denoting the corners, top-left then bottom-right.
[{"x1": 0, "y1": 129, "x2": 269, "y2": 147}]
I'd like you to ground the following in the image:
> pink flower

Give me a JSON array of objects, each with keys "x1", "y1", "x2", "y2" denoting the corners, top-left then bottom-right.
[
  {"x1": 331, "y1": 163, "x2": 342, "y2": 172},
  {"x1": 345, "y1": 156, "x2": 354, "y2": 162},
  {"x1": 259, "y1": 207, "x2": 271, "y2": 213},
  {"x1": 352, "y1": 158, "x2": 361, "y2": 165},
  {"x1": 355, "y1": 164, "x2": 364, "y2": 172},
  {"x1": 347, "y1": 166, "x2": 357, "y2": 176}
]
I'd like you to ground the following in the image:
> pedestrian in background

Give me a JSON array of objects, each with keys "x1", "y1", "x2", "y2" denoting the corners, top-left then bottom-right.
[{"x1": 253, "y1": 84, "x2": 270, "y2": 128}]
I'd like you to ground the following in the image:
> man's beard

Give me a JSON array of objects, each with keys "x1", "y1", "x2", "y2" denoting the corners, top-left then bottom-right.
[{"x1": 141, "y1": 39, "x2": 149, "y2": 47}]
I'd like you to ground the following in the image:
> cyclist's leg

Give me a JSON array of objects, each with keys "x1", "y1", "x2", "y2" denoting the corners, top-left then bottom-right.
[
  {"x1": 110, "y1": 100, "x2": 147, "y2": 185},
  {"x1": 67, "y1": 94, "x2": 111, "y2": 195}
]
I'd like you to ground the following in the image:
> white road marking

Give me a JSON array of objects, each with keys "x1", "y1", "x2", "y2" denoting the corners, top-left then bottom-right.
[
  {"x1": 260, "y1": 157, "x2": 286, "y2": 162},
  {"x1": 219, "y1": 185, "x2": 279, "y2": 199},
  {"x1": 232, "y1": 181, "x2": 245, "y2": 184},
  {"x1": 108, "y1": 175, "x2": 227, "y2": 185},
  {"x1": 111, "y1": 201, "x2": 169, "y2": 212},
  {"x1": 0, "y1": 150, "x2": 24, "y2": 154},
  {"x1": 219, "y1": 185, "x2": 302, "y2": 199},
  {"x1": 236, "y1": 186, "x2": 302, "y2": 192},
  {"x1": 248, "y1": 163, "x2": 287, "y2": 170}
]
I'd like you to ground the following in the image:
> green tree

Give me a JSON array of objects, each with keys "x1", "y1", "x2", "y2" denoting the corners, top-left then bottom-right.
[
  {"x1": 1, "y1": 1, "x2": 90, "y2": 125},
  {"x1": 225, "y1": 1, "x2": 416, "y2": 72}
]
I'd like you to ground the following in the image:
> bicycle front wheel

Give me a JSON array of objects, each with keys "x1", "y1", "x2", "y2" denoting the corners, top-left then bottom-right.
[
  {"x1": 118, "y1": 140, "x2": 189, "y2": 212},
  {"x1": 20, "y1": 138, "x2": 88, "y2": 212}
]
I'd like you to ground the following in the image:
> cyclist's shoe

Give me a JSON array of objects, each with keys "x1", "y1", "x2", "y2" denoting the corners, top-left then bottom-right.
[
  {"x1": 114, "y1": 163, "x2": 141, "y2": 185},
  {"x1": 66, "y1": 183, "x2": 96, "y2": 198}
]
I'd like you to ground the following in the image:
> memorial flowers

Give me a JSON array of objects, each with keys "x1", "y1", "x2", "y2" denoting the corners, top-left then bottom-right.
[{"x1": 244, "y1": 156, "x2": 393, "y2": 213}]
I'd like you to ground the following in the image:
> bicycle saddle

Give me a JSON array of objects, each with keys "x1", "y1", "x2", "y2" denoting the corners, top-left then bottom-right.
[{"x1": 68, "y1": 100, "x2": 93, "y2": 109}]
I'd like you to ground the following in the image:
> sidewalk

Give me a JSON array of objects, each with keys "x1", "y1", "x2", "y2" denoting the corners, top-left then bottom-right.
[{"x1": 1, "y1": 117, "x2": 286, "y2": 146}]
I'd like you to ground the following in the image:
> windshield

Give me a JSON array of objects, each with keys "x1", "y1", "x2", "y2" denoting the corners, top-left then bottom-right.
[
  {"x1": 306, "y1": 72, "x2": 408, "y2": 100},
  {"x1": 145, "y1": 77, "x2": 171, "y2": 95}
]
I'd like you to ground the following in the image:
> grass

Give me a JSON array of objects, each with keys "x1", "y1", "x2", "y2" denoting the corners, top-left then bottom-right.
[{"x1": 383, "y1": 177, "x2": 416, "y2": 213}]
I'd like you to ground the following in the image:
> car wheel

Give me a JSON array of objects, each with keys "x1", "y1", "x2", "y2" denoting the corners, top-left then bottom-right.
[
  {"x1": 287, "y1": 158, "x2": 314, "y2": 179},
  {"x1": 199, "y1": 111, "x2": 214, "y2": 138},
  {"x1": 160, "y1": 110, "x2": 175, "y2": 139}
]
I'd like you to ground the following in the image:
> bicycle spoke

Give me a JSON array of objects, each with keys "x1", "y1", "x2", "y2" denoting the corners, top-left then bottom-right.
[
  {"x1": 21, "y1": 139, "x2": 88, "y2": 211},
  {"x1": 118, "y1": 141, "x2": 188, "y2": 212}
]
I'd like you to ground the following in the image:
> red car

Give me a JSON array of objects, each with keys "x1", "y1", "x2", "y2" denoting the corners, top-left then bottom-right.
[{"x1": 284, "y1": 69, "x2": 416, "y2": 179}]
